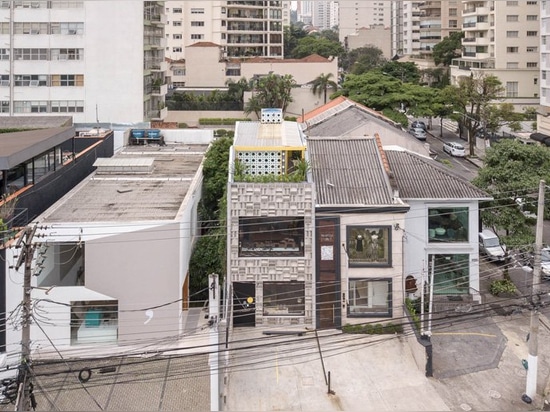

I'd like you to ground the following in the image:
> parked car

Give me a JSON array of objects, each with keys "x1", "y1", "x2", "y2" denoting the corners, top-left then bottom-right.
[
  {"x1": 443, "y1": 141, "x2": 466, "y2": 157},
  {"x1": 409, "y1": 127, "x2": 427, "y2": 140},
  {"x1": 479, "y1": 229, "x2": 507, "y2": 262},
  {"x1": 411, "y1": 120, "x2": 427, "y2": 130}
]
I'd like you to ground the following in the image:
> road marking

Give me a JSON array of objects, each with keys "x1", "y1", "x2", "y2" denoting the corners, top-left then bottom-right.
[{"x1": 432, "y1": 332, "x2": 497, "y2": 338}]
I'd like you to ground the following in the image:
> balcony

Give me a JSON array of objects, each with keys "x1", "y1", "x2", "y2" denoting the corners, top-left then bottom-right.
[
  {"x1": 151, "y1": 83, "x2": 168, "y2": 96},
  {"x1": 147, "y1": 106, "x2": 168, "y2": 121},
  {"x1": 148, "y1": 60, "x2": 168, "y2": 72}
]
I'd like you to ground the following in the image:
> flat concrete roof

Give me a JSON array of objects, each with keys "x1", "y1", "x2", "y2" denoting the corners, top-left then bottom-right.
[
  {"x1": 0, "y1": 115, "x2": 72, "y2": 129},
  {"x1": 0, "y1": 126, "x2": 76, "y2": 169},
  {"x1": 39, "y1": 143, "x2": 209, "y2": 223}
]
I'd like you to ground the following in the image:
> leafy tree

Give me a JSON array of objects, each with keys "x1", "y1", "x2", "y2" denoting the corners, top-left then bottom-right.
[
  {"x1": 244, "y1": 73, "x2": 296, "y2": 117},
  {"x1": 483, "y1": 103, "x2": 523, "y2": 136},
  {"x1": 440, "y1": 73, "x2": 504, "y2": 156},
  {"x1": 472, "y1": 140, "x2": 550, "y2": 249},
  {"x1": 380, "y1": 61, "x2": 420, "y2": 84},
  {"x1": 420, "y1": 67, "x2": 450, "y2": 88},
  {"x1": 290, "y1": 35, "x2": 344, "y2": 59},
  {"x1": 340, "y1": 46, "x2": 386, "y2": 73},
  {"x1": 317, "y1": 29, "x2": 339, "y2": 43},
  {"x1": 311, "y1": 73, "x2": 338, "y2": 104},
  {"x1": 226, "y1": 77, "x2": 251, "y2": 106},
  {"x1": 284, "y1": 23, "x2": 308, "y2": 58},
  {"x1": 432, "y1": 31, "x2": 464, "y2": 66}
]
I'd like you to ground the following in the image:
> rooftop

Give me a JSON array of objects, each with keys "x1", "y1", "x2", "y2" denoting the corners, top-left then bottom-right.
[
  {"x1": 233, "y1": 120, "x2": 306, "y2": 151},
  {"x1": 39, "y1": 143, "x2": 208, "y2": 223}
]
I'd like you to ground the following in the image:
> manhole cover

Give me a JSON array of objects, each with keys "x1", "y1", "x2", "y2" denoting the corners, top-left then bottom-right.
[
  {"x1": 460, "y1": 403, "x2": 472, "y2": 411},
  {"x1": 489, "y1": 390, "x2": 502, "y2": 399}
]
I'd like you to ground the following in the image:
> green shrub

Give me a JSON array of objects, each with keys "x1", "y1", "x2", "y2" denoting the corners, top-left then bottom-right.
[
  {"x1": 405, "y1": 297, "x2": 421, "y2": 331},
  {"x1": 342, "y1": 322, "x2": 403, "y2": 335},
  {"x1": 489, "y1": 279, "x2": 517, "y2": 296},
  {"x1": 177, "y1": 123, "x2": 188, "y2": 128}
]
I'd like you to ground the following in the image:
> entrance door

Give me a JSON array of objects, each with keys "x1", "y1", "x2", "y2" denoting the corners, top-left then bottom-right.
[
  {"x1": 233, "y1": 282, "x2": 256, "y2": 327},
  {"x1": 316, "y1": 218, "x2": 341, "y2": 329}
]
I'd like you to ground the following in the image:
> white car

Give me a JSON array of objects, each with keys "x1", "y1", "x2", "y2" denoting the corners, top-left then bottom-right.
[{"x1": 443, "y1": 141, "x2": 466, "y2": 157}]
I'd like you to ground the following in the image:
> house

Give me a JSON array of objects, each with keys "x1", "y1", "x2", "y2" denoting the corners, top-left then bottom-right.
[
  {"x1": 3, "y1": 133, "x2": 210, "y2": 360},
  {"x1": 308, "y1": 136, "x2": 409, "y2": 328},
  {"x1": 299, "y1": 96, "x2": 434, "y2": 158},
  {"x1": 227, "y1": 108, "x2": 315, "y2": 327}
]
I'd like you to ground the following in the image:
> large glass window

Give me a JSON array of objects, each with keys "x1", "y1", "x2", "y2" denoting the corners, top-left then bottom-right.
[
  {"x1": 239, "y1": 217, "x2": 304, "y2": 257},
  {"x1": 428, "y1": 207, "x2": 468, "y2": 242},
  {"x1": 428, "y1": 254, "x2": 469, "y2": 295},
  {"x1": 348, "y1": 279, "x2": 392, "y2": 317},
  {"x1": 263, "y1": 282, "x2": 304, "y2": 316},
  {"x1": 346, "y1": 226, "x2": 391, "y2": 267}
]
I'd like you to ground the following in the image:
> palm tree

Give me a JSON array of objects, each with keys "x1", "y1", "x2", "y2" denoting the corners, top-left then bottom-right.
[{"x1": 311, "y1": 73, "x2": 338, "y2": 104}]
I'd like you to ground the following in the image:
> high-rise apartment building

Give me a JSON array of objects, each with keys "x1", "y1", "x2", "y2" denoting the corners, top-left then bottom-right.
[
  {"x1": 296, "y1": 0, "x2": 313, "y2": 25},
  {"x1": 0, "y1": 0, "x2": 168, "y2": 124},
  {"x1": 400, "y1": 1, "x2": 423, "y2": 56},
  {"x1": 418, "y1": 0, "x2": 461, "y2": 57},
  {"x1": 165, "y1": 1, "x2": 291, "y2": 61},
  {"x1": 311, "y1": 1, "x2": 338, "y2": 31},
  {"x1": 540, "y1": 0, "x2": 550, "y2": 133},
  {"x1": 451, "y1": 0, "x2": 539, "y2": 107},
  {"x1": 339, "y1": 1, "x2": 391, "y2": 44}
]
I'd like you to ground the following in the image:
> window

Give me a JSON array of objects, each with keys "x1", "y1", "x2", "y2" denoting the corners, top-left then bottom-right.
[
  {"x1": 172, "y1": 47, "x2": 182, "y2": 52},
  {"x1": 507, "y1": 46, "x2": 519, "y2": 53},
  {"x1": 507, "y1": 62, "x2": 519, "y2": 69},
  {"x1": 173, "y1": 21, "x2": 182, "y2": 27},
  {"x1": 527, "y1": 31, "x2": 538, "y2": 36},
  {"x1": 428, "y1": 207, "x2": 468, "y2": 243},
  {"x1": 51, "y1": 74, "x2": 84, "y2": 86},
  {"x1": 13, "y1": 48, "x2": 48, "y2": 60},
  {"x1": 0, "y1": 75, "x2": 8, "y2": 86},
  {"x1": 190, "y1": 34, "x2": 204, "y2": 40},
  {"x1": 428, "y1": 254, "x2": 469, "y2": 295},
  {"x1": 263, "y1": 282, "x2": 305, "y2": 316},
  {"x1": 346, "y1": 226, "x2": 391, "y2": 267},
  {"x1": 14, "y1": 101, "x2": 47, "y2": 113},
  {"x1": 506, "y1": 81, "x2": 519, "y2": 97},
  {"x1": 51, "y1": 48, "x2": 83, "y2": 60},
  {"x1": 14, "y1": 74, "x2": 47, "y2": 86},
  {"x1": 190, "y1": 8, "x2": 204, "y2": 14},
  {"x1": 50, "y1": 22, "x2": 84, "y2": 35},
  {"x1": 348, "y1": 279, "x2": 392, "y2": 317},
  {"x1": 172, "y1": 68, "x2": 185, "y2": 76},
  {"x1": 14, "y1": 22, "x2": 48, "y2": 34},
  {"x1": 506, "y1": 15, "x2": 519, "y2": 22},
  {"x1": 0, "y1": 101, "x2": 8, "y2": 113},
  {"x1": 173, "y1": 34, "x2": 182, "y2": 40},
  {"x1": 50, "y1": 1, "x2": 83, "y2": 8},
  {"x1": 172, "y1": 7, "x2": 182, "y2": 13},
  {"x1": 51, "y1": 100, "x2": 84, "y2": 112},
  {"x1": 527, "y1": 62, "x2": 538, "y2": 68},
  {"x1": 507, "y1": 0, "x2": 519, "y2": 5},
  {"x1": 527, "y1": 46, "x2": 538, "y2": 52},
  {"x1": 527, "y1": 15, "x2": 538, "y2": 21},
  {"x1": 191, "y1": 21, "x2": 204, "y2": 27},
  {"x1": 507, "y1": 31, "x2": 519, "y2": 37},
  {"x1": 239, "y1": 217, "x2": 304, "y2": 258}
]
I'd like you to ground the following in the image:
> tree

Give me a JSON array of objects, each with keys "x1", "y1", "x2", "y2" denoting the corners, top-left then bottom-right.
[
  {"x1": 440, "y1": 73, "x2": 504, "y2": 156},
  {"x1": 244, "y1": 73, "x2": 296, "y2": 117},
  {"x1": 340, "y1": 46, "x2": 386, "y2": 73},
  {"x1": 226, "y1": 77, "x2": 251, "y2": 107},
  {"x1": 420, "y1": 67, "x2": 450, "y2": 88},
  {"x1": 473, "y1": 140, "x2": 550, "y2": 249},
  {"x1": 432, "y1": 31, "x2": 464, "y2": 66},
  {"x1": 483, "y1": 103, "x2": 523, "y2": 136},
  {"x1": 290, "y1": 35, "x2": 344, "y2": 59},
  {"x1": 284, "y1": 23, "x2": 308, "y2": 58},
  {"x1": 380, "y1": 61, "x2": 420, "y2": 84},
  {"x1": 311, "y1": 73, "x2": 338, "y2": 104}
]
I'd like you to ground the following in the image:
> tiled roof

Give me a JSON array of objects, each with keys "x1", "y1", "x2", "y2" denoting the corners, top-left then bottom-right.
[
  {"x1": 242, "y1": 53, "x2": 331, "y2": 64},
  {"x1": 188, "y1": 41, "x2": 219, "y2": 47},
  {"x1": 308, "y1": 137, "x2": 395, "y2": 206},
  {"x1": 385, "y1": 149, "x2": 491, "y2": 200}
]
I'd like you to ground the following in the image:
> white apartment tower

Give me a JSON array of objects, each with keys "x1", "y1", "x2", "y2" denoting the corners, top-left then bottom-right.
[
  {"x1": 418, "y1": 0, "x2": 461, "y2": 57},
  {"x1": 540, "y1": 0, "x2": 550, "y2": 132},
  {"x1": 339, "y1": 0, "x2": 391, "y2": 44},
  {"x1": 165, "y1": 1, "x2": 290, "y2": 61},
  {"x1": 451, "y1": 0, "x2": 539, "y2": 108},
  {"x1": 0, "y1": 0, "x2": 168, "y2": 124},
  {"x1": 400, "y1": 1, "x2": 423, "y2": 56},
  {"x1": 311, "y1": 1, "x2": 338, "y2": 31}
]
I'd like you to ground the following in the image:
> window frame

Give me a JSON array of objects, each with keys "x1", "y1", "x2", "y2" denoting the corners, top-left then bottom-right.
[
  {"x1": 346, "y1": 226, "x2": 392, "y2": 268},
  {"x1": 347, "y1": 278, "x2": 392, "y2": 318},
  {"x1": 428, "y1": 207, "x2": 469, "y2": 243},
  {"x1": 262, "y1": 281, "x2": 305, "y2": 316}
]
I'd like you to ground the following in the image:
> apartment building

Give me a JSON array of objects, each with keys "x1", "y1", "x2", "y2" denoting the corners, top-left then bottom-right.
[
  {"x1": 311, "y1": 1, "x2": 339, "y2": 31},
  {"x1": 0, "y1": 0, "x2": 168, "y2": 124},
  {"x1": 165, "y1": 1, "x2": 291, "y2": 61},
  {"x1": 418, "y1": 0, "x2": 461, "y2": 57},
  {"x1": 400, "y1": 1, "x2": 423, "y2": 56},
  {"x1": 339, "y1": 0, "x2": 391, "y2": 44},
  {"x1": 451, "y1": 0, "x2": 540, "y2": 108},
  {"x1": 539, "y1": 0, "x2": 550, "y2": 135}
]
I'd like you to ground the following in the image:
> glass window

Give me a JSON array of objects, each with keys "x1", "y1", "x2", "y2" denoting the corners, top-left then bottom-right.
[
  {"x1": 428, "y1": 207, "x2": 468, "y2": 242},
  {"x1": 263, "y1": 282, "x2": 304, "y2": 316},
  {"x1": 428, "y1": 254, "x2": 469, "y2": 295},
  {"x1": 239, "y1": 217, "x2": 304, "y2": 258},
  {"x1": 348, "y1": 279, "x2": 392, "y2": 317},
  {"x1": 506, "y1": 15, "x2": 519, "y2": 22},
  {"x1": 506, "y1": 81, "x2": 519, "y2": 97},
  {"x1": 346, "y1": 226, "x2": 391, "y2": 267}
]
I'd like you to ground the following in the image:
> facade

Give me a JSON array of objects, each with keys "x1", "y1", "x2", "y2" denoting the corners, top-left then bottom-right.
[
  {"x1": 451, "y1": 0, "x2": 539, "y2": 108},
  {"x1": 165, "y1": 1, "x2": 291, "y2": 61},
  {"x1": 401, "y1": 1, "x2": 423, "y2": 56},
  {"x1": 3, "y1": 133, "x2": 209, "y2": 358},
  {"x1": 227, "y1": 109, "x2": 315, "y2": 327},
  {"x1": 311, "y1": 1, "x2": 339, "y2": 31},
  {"x1": 418, "y1": 0, "x2": 461, "y2": 57},
  {"x1": 339, "y1": 0, "x2": 390, "y2": 44},
  {"x1": 0, "y1": 1, "x2": 168, "y2": 123},
  {"x1": 344, "y1": 25, "x2": 392, "y2": 59},
  {"x1": 539, "y1": 0, "x2": 550, "y2": 135}
]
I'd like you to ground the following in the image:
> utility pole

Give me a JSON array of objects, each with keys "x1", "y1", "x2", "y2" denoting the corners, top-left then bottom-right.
[
  {"x1": 13, "y1": 225, "x2": 38, "y2": 411},
  {"x1": 525, "y1": 180, "x2": 545, "y2": 401},
  {"x1": 208, "y1": 274, "x2": 219, "y2": 412}
]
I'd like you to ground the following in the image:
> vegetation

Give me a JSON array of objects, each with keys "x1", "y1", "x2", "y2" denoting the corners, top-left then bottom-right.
[
  {"x1": 405, "y1": 298, "x2": 421, "y2": 332},
  {"x1": 290, "y1": 34, "x2": 344, "y2": 59},
  {"x1": 489, "y1": 279, "x2": 517, "y2": 297},
  {"x1": 311, "y1": 73, "x2": 338, "y2": 104},
  {"x1": 473, "y1": 140, "x2": 550, "y2": 249},
  {"x1": 432, "y1": 31, "x2": 464, "y2": 66},
  {"x1": 342, "y1": 322, "x2": 403, "y2": 334},
  {"x1": 244, "y1": 73, "x2": 296, "y2": 117},
  {"x1": 340, "y1": 45, "x2": 386, "y2": 74},
  {"x1": 167, "y1": 90, "x2": 243, "y2": 111},
  {"x1": 188, "y1": 137, "x2": 232, "y2": 302},
  {"x1": 233, "y1": 158, "x2": 309, "y2": 183},
  {"x1": 199, "y1": 118, "x2": 251, "y2": 125}
]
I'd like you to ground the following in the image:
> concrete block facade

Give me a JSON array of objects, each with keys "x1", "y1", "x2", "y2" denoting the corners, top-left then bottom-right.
[{"x1": 228, "y1": 182, "x2": 315, "y2": 326}]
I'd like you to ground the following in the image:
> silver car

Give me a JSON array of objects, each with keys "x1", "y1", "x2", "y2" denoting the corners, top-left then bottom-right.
[{"x1": 409, "y1": 127, "x2": 427, "y2": 140}]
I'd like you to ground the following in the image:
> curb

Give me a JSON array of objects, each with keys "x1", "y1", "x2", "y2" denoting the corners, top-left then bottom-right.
[{"x1": 427, "y1": 130, "x2": 483, "y2": 168}]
